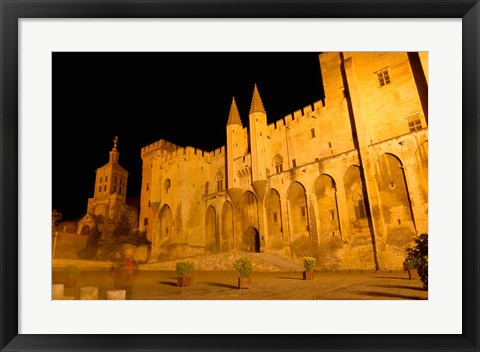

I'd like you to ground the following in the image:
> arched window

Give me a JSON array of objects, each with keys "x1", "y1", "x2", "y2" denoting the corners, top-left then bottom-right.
[
  {"x1": 273, "y1": 154, "x2": 284, "y2": 174},
  {"x1": 164, "y1": 179, "x2": 171, "y2": 193},
  {"x1": 215, "y1": 172, "x2": 224, "y2": 192}
]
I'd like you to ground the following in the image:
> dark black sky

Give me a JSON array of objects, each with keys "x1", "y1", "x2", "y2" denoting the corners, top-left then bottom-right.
[{"x1": 53, "y1": 52, "x2": 325, "y2": 221}]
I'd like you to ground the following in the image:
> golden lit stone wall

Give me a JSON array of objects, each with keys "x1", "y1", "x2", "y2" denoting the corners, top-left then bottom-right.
[
  {"x1": 141, "y1": 142, "x2": 227, "y2": 259},
  {"x1": 139, "y1": 52, "x2": 428, "y2": 270}
]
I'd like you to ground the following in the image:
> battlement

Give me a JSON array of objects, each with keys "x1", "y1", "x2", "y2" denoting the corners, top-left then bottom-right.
[
  {"x1": 154, "y1": 143, "x2": 226, "y2": 165},
  {"x1": 141, "y1": 139, "x2": 179, "y2": 156},
  {"x1": 267, "y1": 100, "x2": 324, "y2": 132}
]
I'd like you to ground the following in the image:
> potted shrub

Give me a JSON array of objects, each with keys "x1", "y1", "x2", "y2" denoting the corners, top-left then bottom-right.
[
  {"x1": 404, "y1": 257, "x2": 421, "y2": 280},
  {"x1": 302, "y1": 257, "x2": 316, "y2": 280},
  {"x1": 176, "y1": 261, "x2": 195, "y2": 287},
  {"x1": 404, "y1": 233, "x2": 428, "y2": 289},
  {"x1": 233, "y1": 257, "x2": 252, "y2": 289},
  {"x1": 63, "y1": 264, "x2": 81, "y2": 287}
]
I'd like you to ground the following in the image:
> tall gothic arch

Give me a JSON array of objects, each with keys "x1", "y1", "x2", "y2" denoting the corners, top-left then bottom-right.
[
  {"x1": 158, "y1": 204, "x2": 172, "y2": 251},
  {"x1": 205, "y1": 205, "x2": 218, "y2": 253},
  {"x1": 240, "y1": 191, "x2": 259, "y2": 252},
  {"x1": 375, "y1": 153, "x2": 416, "y2": 249},
  {"x1": 287, "y1": 181, "x2": 311, "y2": 257},
  {"x1": 221, "y1": 201, "x2": 234, "y2": 252},
  {"x1": 265, "y1": 188, "x2": 283, "y2": 249}
]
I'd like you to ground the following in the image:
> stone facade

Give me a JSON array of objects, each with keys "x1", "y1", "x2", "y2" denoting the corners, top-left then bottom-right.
[
  {"x1": 77, "y1": 137, "x2": 138, "y2": 237},
  {"x1": 138, "y1": 52, "x2": 428, "y2": 270}
]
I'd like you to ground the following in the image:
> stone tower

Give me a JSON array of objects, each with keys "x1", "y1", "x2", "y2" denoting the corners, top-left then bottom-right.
[
  {"x1": 248, "y1": 84, "x2": 269, "y2": 182},
  {"x1": 90, "y1": 136, "x2": 128, "y2": 206},
  {"x1": 77, "y1": 137, "x2": 138, "y2": 237},
  {"x1": 226, "y1": 97, "x2": 244, "y2": 190}
]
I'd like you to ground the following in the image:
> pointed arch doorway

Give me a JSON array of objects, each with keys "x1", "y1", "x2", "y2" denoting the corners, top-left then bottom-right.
[{"x1": 243, "y1": 226, "x2": 260, "y2": 253}]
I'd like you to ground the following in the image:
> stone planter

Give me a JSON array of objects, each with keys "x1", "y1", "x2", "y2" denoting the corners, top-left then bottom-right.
[
  {"x1": 303, "y1": 271, "x2": 314, "y2": 280},
  {"x1": 177, "y1": 276, "x2": 192, "y2": 287},
  {"x1": 80, "y1": 286, "x2": 99, "y2": 300},
  {"x1": 238, "y1": 277, "x2": 252, "y2": 289}
]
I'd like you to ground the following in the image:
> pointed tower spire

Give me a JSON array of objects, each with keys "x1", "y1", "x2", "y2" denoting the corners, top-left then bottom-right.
[
  {"x1": 227, "y1": 97, "x2": 243, "y2": 126},
  {"x1": 109, "y1": 135, "x2": 120, "y2": 164},
  {"x1": 250, "y1": 83, "x2": 266, "y2": 114}
]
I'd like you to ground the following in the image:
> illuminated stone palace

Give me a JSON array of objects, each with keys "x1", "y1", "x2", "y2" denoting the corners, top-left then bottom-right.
[{"x1": 138, "y1": 52, "x2": 428, "y2": 270}]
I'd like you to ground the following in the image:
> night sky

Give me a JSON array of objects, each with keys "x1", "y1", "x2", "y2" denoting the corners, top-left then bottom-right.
[{"x1": 52, "y1": 52, "x2": 325, "y2": 221}]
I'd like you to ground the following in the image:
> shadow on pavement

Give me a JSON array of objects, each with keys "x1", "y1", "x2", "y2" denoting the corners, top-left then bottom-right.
[
  {"x1": 374, "y1": 276, "x2": 410, "y2": 280},
  {"x1": 158, "y1": 281, "x2": 177, "y2": 287},
  {"x1": 355, "y1": 291, "x2": 427, "y2": 300},
  {"x1": 275, "y1": 276, "x2": 303, "y2": 281},
  {"x1": 376, "y1": 284, "x2": 427, "y2": 292},
  {"x1": 205, "y1": 282, "x2": 238, "y2": 289}
]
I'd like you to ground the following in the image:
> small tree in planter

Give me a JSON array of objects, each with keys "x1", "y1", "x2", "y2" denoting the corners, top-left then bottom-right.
[
  {"x1": 233, "y1": 257, "x2": 253, "y2": 289},
  {"x1": 404, "y1": 233, "x2": 428, "y2": 289},
  {"x1": 63, "y1": 264, "x2": 81, "y2": 287},
  {"x1": 404, "y1": 256, "x2": 421, "y2": 280},
  {"x1": 302, "y1": 257, "x2": 316, "y2": 280},
  {"x1": 176, "y1": 261, "x2": 195, "y2": 287}
]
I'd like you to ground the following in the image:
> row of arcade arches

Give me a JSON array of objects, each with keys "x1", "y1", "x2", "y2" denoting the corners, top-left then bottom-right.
[{"x1": 154, "y1": 147, "x2": 427, "y2": 255}]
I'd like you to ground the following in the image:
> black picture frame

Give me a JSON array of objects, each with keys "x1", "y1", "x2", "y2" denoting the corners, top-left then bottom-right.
[{"x1": 1, "y1": 1, "x2": 478, "y2": 351}]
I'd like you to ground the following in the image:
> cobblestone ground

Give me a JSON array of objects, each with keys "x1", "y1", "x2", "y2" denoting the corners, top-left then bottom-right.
[{"x1": 53, "y1": 269, "x2": 428, "y2": 300}]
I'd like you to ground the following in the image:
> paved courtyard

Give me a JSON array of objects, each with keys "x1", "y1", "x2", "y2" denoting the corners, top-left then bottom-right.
[{"x1": 52, "y1": 269, "x2": 427, "y2": 300}]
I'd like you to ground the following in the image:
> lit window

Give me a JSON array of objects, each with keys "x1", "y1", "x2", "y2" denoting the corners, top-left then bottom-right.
[{"x1": 376, "y1": 68, "x2": 391, "y2": 87}]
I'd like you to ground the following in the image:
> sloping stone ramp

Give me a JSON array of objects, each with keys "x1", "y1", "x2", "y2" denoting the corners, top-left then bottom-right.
[{"x1": 138, "y1": 251, "x2": 304, "y2": 272}]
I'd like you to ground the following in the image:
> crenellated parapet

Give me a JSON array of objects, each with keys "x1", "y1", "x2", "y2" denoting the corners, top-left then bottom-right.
[
  {"x1": 267, "y1": 100, "x2": 325, "y2": 133},
  {"x1": 141, "y1": 139, "x2": 179, "y2": 159},
  {"x1": 145, "y1": 140, "x2": 226, "y2": 166}
]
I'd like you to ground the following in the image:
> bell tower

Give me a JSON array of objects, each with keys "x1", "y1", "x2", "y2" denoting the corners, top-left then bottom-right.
[{"x1": 90, "y1": 136, "x2": 129, "y2": 211}]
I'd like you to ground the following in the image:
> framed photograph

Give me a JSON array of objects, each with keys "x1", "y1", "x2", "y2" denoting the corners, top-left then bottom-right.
[{"x1": 1, "y1": 0, "x2": 478, "y2": 351}]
